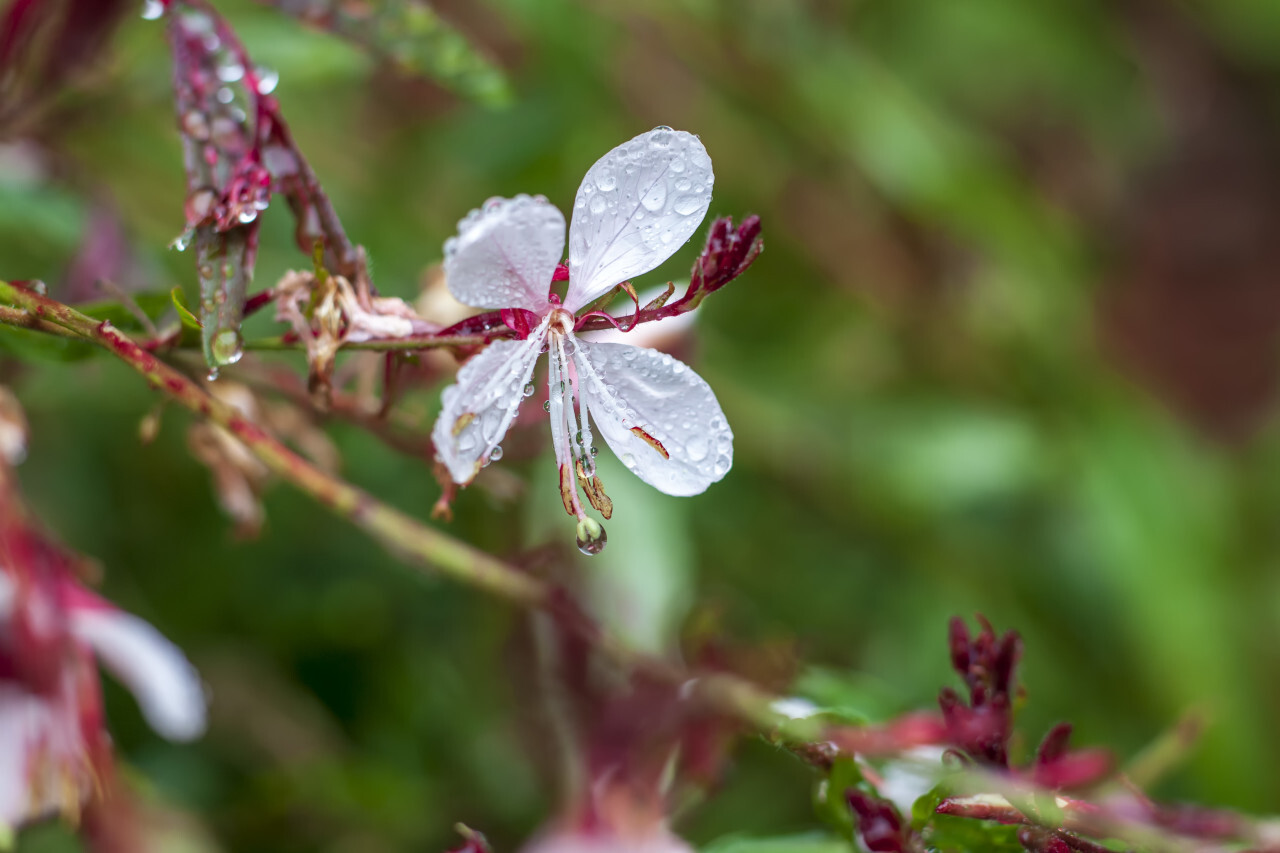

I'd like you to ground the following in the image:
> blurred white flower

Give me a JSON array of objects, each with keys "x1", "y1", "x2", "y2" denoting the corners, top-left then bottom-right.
[{"x1": 0, "y1": 568, "x2": 205, "y2": 833}]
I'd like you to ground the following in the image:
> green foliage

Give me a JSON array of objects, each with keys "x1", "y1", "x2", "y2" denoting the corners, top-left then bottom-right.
[{"x1": 5, "y1": 0, "x2": 1280, "y2": 850}]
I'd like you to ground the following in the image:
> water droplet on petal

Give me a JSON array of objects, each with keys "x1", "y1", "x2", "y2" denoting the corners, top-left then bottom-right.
[
  {"x1": 673, "y1": 195, "x2": 702, "y2": 216},
  {"x1": 217, "y1": 63, "x2": 244, "y2": 82},
  {"x1": 575, "y1": 518, "x2": 608, "y2": 556},
  {"x1": 595, "y1": 172, "x2": 617, "y2": 192},
  {"x1": 543, "y1": 400, "x2": 551, "y2": 412},
  {"x1": 687, "y1": 434, "x2": 709, "y2": 462},
  {"x1": 523, "y1": 382, "x2": 536, "y2": 397},
  {"x1": 589, "y1": 194, "x2": 607, "y2": 214},
  {"x1": 621, "y1": 453, "x2": 636, "y2": 469},
  {"x1": 640, "y1": 180, "x2": 667, "y2": 212},
  {"x1": 713, "y1": 454, "x2": 731, "y2": 477}
]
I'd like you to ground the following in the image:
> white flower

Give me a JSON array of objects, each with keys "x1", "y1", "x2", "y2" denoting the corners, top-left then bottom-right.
[
  {"x1": 431, "y1": 128, "x2": 734, "y2": 548},
  {"x1": 0, "y1": 570, "x2": 206, "y2": 833}
]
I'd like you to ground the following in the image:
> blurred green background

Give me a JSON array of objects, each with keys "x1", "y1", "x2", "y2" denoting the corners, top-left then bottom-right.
[{"x1": 6, "y1": 0, "x2": 1280, "y2": 849}]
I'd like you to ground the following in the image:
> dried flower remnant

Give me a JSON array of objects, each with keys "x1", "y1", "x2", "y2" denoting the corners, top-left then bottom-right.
[
  {"x1": 188, "y1": 378, "x2": 342, "y2": 536},
  {"x1": 432, "y1": 128, "x2": 739, "y2": 552},
  {"x1": 274, "y1": 269, "x2": 437, "y2": 405}
]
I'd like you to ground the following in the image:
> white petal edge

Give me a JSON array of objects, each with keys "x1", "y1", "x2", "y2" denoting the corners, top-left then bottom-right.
[
  {"x1": 565, "y1": 128, "x2": 714, "y2": 312},
  {"x1": 68, "y1": 607, "x2": 207, "y2": 742},
  {"x1": 572, "y1": 338, "x2": 732, "y2": 496},
  {"x1": 432, "y1": 317, "x2": 551, "y2": 484},
  {"x1": 443, "y1": 194, "x2": 564, "y2": 311}
]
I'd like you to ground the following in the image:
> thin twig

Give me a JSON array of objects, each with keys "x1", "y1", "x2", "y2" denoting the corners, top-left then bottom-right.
[{"x1": 0, "y1": 280, "x2": 800, "y2": 739}]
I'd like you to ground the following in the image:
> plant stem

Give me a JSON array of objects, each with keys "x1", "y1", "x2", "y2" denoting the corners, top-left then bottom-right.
[{"x1": 0, "y1": 281, "x2": 799, "y2": 737}]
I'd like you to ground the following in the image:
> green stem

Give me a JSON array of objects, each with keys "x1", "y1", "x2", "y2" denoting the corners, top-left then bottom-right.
[{"x1": 0, "y1": 281, "x2": 802, "y2": 739}]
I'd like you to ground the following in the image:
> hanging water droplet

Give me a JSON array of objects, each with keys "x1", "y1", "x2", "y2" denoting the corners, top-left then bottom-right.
[
  {"x1": 543, "y1": 400, "x2": 551, "y2": 412},
  {"x1": 523, "y1": 382, "x2": 535, "y2": 397},
  {"x1": 238, "y1": 209, "x2": 257, "y2": 224},
  {"x1": 540, "y1": 342, "x2": 550, "y2": 354},
  {"x1": 217, "y1": 63, "x2": 245, "y2": 82},
  {"x1": 141, "y1": 0, "x2": 164, "y2": 20},
  {"x1": 621, "y1": 453, "x2": 636, "y2": 469},
  {"x1": 575, "y1": 518, "x2": 608, "y2": 556},
  {"x1": 206, "y1": 367, "x2": 220, "y2": 381},
  {"x1": 490, "y1": 446, "x2": 504, "y2": 462},
  {"x1": 589, "y1": 446, "x2": 598, "y2": 457}
]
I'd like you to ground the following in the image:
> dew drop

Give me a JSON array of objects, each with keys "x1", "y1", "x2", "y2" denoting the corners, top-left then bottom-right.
[
  {"x1": 713, "y1": 454, "x2": 731, "y2": 477},
  {"x1": 206, "y1": 367, "x2": 220, "y2": 381},
  {"x1": 238, "y1": 209, "x2": 257, "y2": 224},
  {"x1": 543, "y1": 400, "x2": 551, "y2": 412},
  {"x1": 490, "y1": 446, "x2": 504, "y2": 462},
  {"x1": 670, "y1": 158, "x2": 686, "y2": 174},
  {"x1": 649, "y1": 126, "x2": 674, "y2": 147},
  {"x1": 575, "y1": 518, "x2": 608, "y2": 556},
  {"x1": 141, "y1": 0, "x2": 164, "y2": 19},
  {"x1": 595, "y1": 172, "x2": 617, "y2": 192},
  {"x1": 673, "y1": 195, "x2": 702, "y2": 216},
  {"x1": 589, "y1": 195, "x2": 607, "y2": 214},
  {"x1": 621, "y1": 453, "x2": 636, "y2": 469},
  {"x1": 216, "y1": 87, "x2": 234, "y2": 104},
  {"x1": 686, "y1": 434, "x2": 710, "y2": 462},
  {"x1": 217, "y1": 63, "x2": 245, "y2": 83},
  {"x1": 640, "y1": 180, "x2": 667, "y2": 212},
  {"x1": 211, "y1": 330, "x2": 243, "y2": 366},
  {"x1": 523, "y1": 382, "x2": 535, "y2": 397},
  {"x1": 589, "y1": 446, "x2": 598, "y2": 457}
]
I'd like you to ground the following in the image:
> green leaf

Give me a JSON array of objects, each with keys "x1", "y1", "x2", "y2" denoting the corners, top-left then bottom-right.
[
  {"x1": 171, "y1": 286, "x2": 202, "y2": 329},
  {"x1": 812, "y1": 755, "x2": 863, "y2": 837}
]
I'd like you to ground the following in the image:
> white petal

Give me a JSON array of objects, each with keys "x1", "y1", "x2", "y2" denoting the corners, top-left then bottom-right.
[
  {"x1": 443, "y1": 194, "x2": 564, "y2": 311},
  {"x1": 565, "y1": 128, "x2": 714, "y2": 312},
  {"x1": 69, "y1": 607, "x2": 206, "y2": 742},
  {"x1": 432, "y1": 317, "x2": 550, "y2": 484},
  {"x1": 573, "y1": 339, "x2": 732, "y2": 496},
  {"x1": 0, "y1": 678, "x2": 87, "y2": 829}
]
